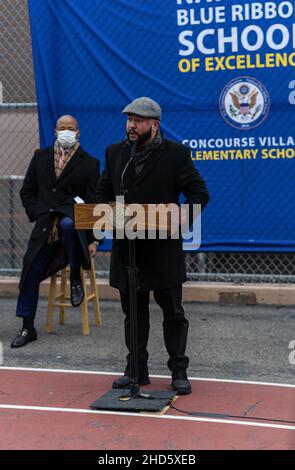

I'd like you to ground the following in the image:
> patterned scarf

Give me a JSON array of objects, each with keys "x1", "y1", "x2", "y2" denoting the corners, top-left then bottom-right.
[
  {"x1": 54, "y1": 140, "x2": 80, "y2": 178},
  {"x1": 128, "y1": 130, "x2": 163, "y2": 176}
]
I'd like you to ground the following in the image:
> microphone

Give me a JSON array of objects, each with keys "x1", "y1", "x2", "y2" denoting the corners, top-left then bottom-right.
[{"x1": 120, "y1": 139, "x2": 138, "y2": 196}]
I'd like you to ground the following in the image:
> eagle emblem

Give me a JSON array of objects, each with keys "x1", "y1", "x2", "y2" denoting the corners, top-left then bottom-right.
[
  {"x1": 219, "y1": 77, "x2": 270, "y2": 129},
  {"x1": 230, "y1": 88, "x2": 259, "y2": 116}
]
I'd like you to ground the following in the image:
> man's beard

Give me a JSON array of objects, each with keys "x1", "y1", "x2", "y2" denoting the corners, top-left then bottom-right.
[{"x1": 127, "y1": 126, "x2": 153, "y2": 147}]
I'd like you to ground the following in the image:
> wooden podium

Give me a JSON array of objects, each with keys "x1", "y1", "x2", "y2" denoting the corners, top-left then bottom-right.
[
  {"x1": 75, "y1": 202, "x2": 177, "y2": 411},
  {"x1": 74, "y1": 202, "x2": 174, "y2": 232}
]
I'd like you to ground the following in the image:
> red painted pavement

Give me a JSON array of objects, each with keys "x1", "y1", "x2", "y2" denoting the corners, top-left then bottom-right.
[{"x1": 0, "y1": 369, "x2": 294, "y2": 450}]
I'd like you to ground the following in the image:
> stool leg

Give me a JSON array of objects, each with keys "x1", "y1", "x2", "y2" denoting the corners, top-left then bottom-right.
[
  {"x1": 90, "y1": 257, "x2": 102, "y2": 326},
  {"x1": 59, "y1": 268, "x2": 67, "y2": 325},
  {"x1": 80, "y1": 268, "x2": 90, "y2": 335},
  {"x1": 45, "y1": 274, "x2": 57, "y2": 333}
]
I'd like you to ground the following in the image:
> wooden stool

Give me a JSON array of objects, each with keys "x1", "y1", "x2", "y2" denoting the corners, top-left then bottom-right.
[{"x1": 45, "y1": 257, "x2": 101, "y2": 335}]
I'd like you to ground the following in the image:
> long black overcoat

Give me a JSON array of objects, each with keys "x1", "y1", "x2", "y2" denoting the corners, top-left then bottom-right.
[
  {"x1": 19, "y1": 146, "x2": 100, "y2": 289},
  {"x1": 96, "y1": 139, "x2": 209, "y2": 291}
]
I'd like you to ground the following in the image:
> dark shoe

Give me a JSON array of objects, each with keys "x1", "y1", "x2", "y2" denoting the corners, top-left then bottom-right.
[
  {"x1": 10, "y1": 328, "x2": 37, "y2": 348},
  {"x1": 171, "y1": 368, "x2": 192, "y2": 395},
  {"x1": 70, "y1": 280, "x2": 84, "y2": 307},
  {"x1": 112, "y1": 374, "x2": 151, "y2": 389}
]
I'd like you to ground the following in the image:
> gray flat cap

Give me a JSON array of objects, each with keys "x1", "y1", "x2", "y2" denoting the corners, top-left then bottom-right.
[{"x1": 122, "y1": 97, "x2": 161, "y2": 120}]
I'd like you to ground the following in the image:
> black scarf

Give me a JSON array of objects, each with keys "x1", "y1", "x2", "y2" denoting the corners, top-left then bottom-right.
[{"x1": 127, "y1": 130, "x2": 163, "y2": 176}]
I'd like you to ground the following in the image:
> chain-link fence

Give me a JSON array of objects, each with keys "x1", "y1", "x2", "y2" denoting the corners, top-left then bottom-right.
[{"x1": 0, "y1": 0, "x2": 294, "y2": 283}]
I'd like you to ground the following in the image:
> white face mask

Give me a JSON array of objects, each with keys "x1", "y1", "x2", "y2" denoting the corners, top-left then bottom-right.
[{"x1": 57, "y1": 130, "x2": 77, "y2": 149}]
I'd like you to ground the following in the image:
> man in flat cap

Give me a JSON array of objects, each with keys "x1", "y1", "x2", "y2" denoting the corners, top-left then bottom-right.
[
  {"x1": 11, "y1": 115, "x2": 100, "y2": 348},
  {"x1": 96, "y1": 97, "x2": 209, "y2": 395}
]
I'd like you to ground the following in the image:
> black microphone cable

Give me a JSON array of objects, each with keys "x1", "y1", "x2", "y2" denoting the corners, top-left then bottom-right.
[{"x1": 169, "y1": 404, "x2": 295, "y2": 425}]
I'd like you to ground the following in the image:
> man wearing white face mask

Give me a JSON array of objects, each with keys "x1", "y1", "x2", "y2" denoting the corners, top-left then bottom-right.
[{"x1": 11, "y1": 115, "x2": 100, "y2": 348}]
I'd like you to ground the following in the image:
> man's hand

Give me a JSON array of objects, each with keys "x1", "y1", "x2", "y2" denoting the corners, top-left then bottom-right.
[{"x1": 88, "y1": 242, "x2": 98, "y2": 258}]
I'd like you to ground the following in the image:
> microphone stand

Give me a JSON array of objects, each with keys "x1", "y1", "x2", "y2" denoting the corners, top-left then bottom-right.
[{"x1": 120, "y1": 139, "x2": 140, "y2": 398}]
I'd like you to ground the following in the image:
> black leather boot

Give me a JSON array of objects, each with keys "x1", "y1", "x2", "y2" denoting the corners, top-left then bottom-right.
[
  {"x1": 171, "y1": 368, "x2": 192, "y2": 395},
  {"x1": 112, "y1": 365, "x2": 150, "y2": 389}
]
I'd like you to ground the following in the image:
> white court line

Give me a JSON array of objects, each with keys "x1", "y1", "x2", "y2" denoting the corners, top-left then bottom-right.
[
  {"x1": 0, "y1": 403, "x2": 294, "y2": 431},
  {"x1": 1, "y1": 366, "x2": 295, "y2": 388}
]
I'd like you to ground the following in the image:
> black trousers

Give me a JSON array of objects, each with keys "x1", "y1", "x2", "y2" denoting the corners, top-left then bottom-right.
[{"x1": 119, "y1": 285, "x2": 189, "y2": 375}]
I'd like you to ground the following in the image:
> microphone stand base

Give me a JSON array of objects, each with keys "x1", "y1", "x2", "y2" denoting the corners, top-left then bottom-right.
[{"x1": 90, "y1": 389, "x2": 176, "y2": 413}]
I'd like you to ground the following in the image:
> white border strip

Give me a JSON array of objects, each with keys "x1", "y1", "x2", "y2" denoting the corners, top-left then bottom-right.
[
  {"x1": 0, "y1": 403, "x2": 294, "y2": 431},
  {"x1": 0, "y1": 366, "x2": 295, "y2": 388}
]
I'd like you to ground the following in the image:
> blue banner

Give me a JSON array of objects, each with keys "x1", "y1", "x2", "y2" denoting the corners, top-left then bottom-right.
[{"x1": 28, "y1": 0, "x2": 295, "y2": 251}]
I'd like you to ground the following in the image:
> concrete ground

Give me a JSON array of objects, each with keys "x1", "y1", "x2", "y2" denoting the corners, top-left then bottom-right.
[{"x1": 1, "y1": 297, "x2": 294, "y2": 385}]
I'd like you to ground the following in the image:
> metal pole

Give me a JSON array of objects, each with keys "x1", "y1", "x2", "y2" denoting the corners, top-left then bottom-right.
[{"x1": 8, "y1": 178, "x2": 16, "y2": 271}]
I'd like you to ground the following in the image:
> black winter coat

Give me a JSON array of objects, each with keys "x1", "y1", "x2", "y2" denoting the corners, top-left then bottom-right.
[
  {"x1": 19, "y1": 146, "x2": 100, "y2": 289},
  {"x1": 96, "y1": 139, "x2": 209, "y2": 291}
]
